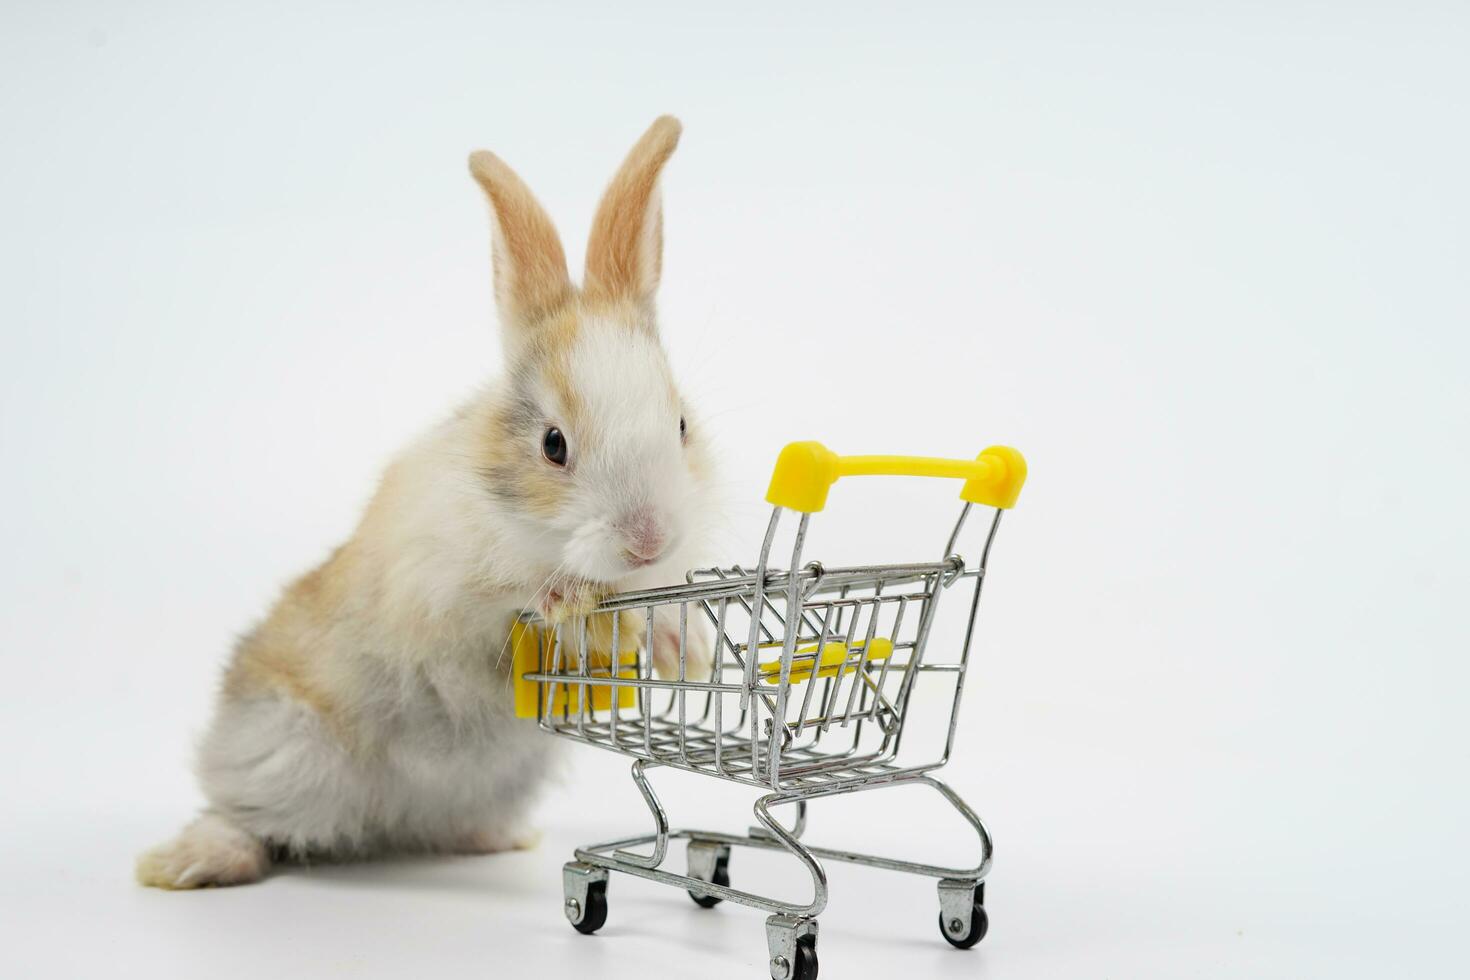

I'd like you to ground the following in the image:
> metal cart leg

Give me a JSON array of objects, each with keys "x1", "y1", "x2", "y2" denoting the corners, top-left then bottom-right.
[
  {"x1": 754, "y1": 774, "x2": 991, "y2": 883},
  {"x1": 570, "y1": 765, "x2": 829, "y2": 919},
  {"x1": 567, "y1": 766, "x2": 993, "y2": 964}
]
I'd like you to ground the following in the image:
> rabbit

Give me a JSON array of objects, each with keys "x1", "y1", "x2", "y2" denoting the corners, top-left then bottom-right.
[{"x1": 136, "y1": 116, "x2": 715, "y2": 889}]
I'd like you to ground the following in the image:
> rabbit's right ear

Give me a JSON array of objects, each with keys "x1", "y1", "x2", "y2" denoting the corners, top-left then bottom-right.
[
  {"x1": 468, "y1": 150, "x2": 573, "y2": 356},
  {"x1": 583, "y1": 116, "x2": 681, "y2": 312}
]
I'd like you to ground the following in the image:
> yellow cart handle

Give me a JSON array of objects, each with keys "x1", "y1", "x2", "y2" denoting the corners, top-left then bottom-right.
[{"x1": 765, "y1": 441, "x2": 1027, "y2": 513}]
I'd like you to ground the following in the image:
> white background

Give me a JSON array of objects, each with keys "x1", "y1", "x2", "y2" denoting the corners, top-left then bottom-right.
[{"x1": 2, "y1": 2, "x2": 1466, "y2": 977}]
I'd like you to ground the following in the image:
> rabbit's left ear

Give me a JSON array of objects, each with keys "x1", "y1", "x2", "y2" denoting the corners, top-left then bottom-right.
[{"x1": 583, "y1": 116, "x2": 682, "y2": 311}]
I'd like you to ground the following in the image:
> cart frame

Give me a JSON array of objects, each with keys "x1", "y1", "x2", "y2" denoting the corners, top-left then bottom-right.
[{"x1": 518, "y1": 441, "x2": 1026, "y2": 977}]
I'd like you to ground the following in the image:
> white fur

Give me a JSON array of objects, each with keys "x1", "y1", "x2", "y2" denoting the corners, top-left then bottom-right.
[
  {"x1": 199, "y1": 647, "x2": 555, "y2": 856},
  {"x1": 558, "y1": 324, "x2": 694, "y2": 580},
  {"x1": 137, "y1": 119, "x2": 714, "y2": 889},
  {"x1": 140, "y1": 414, "x2": 571, "y2": 888}
]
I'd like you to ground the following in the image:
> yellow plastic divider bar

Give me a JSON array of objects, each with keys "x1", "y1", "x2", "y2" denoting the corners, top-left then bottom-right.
[
  {"x1": 765, "y1": 441, "x2": 1027, "y2": 513},
  {"x1": 512, "y1": 619, "x2": 638, "y2": 719},
  {"x1": 758, "y1": 638, "x2": 895, "y2": 685}
]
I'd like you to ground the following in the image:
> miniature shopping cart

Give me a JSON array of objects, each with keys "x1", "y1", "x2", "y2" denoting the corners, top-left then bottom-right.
[{"x1": 513, "y1": 440, "x2": 1027, "y2": 979}]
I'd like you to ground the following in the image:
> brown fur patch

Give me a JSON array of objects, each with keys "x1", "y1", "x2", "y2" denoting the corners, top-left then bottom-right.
[
  {"x1": 475, "y1": 385, "x2": 572, "y2": 519},
  {"x1": 223, "y1": 551, "x2": 349, "y2": 734},
  {"x1": 468, "y1": 150, "x2": 573, "y2": 336},
  {"x1": 530, "y1": 304, "x2": 586, "y2": 429},
  {"x1": 584, "y1": 116, "x2": 682, "y2": 307}
]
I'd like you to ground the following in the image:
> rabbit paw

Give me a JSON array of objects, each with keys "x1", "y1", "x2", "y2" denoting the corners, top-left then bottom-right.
[
  {"x1": 136, "y1": 813, "x2": 270, "y2": 890},
  {"x1": 538, "y1": 579, "x2": 607, "y2": 624}
]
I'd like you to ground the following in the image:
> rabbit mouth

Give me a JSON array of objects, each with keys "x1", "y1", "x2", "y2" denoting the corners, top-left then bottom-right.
[{"x1": 622, "y1": 551, "x2": 659, "y2": 569}]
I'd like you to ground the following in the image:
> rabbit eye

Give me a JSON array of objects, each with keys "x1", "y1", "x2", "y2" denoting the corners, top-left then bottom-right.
[
  {"x1": 542, "y1": 427, "x2": 568, "y2": 467},
  {"x1": 679, "y1": 416, "x2": 687, "y2": 442}
]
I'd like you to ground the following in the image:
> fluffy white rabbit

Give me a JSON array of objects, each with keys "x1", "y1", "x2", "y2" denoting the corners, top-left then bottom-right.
[{"x1": 137, "y1": 116, "x2": 714, "y2": 889}]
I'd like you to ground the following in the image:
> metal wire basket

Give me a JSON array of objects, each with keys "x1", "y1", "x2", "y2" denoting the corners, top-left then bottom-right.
[{"x1": 515, "y1": 440, "x2": 1027, "y2": 978}]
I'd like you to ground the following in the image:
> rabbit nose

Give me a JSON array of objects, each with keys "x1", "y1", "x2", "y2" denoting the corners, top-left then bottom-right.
[{"x1": 619, "y1": 509, "x2": 668, "y2": 566}]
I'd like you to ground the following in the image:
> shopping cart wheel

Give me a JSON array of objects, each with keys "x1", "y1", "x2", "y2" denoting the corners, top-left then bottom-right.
[
  {"x1": 938, "y1": 903, "x2": 987, "y2": 949},
  {"x1": 766, "y1": 914, "x2": 818, "y2": 980},
  {"x1": 569, "y1": 881, "x2": 607, "y2": 935},
  {"x1": 768, "y1": 935, "x2": 817, "y2": 979},
  {"x1": 563, "y1": 862, "x2": 609, "y2": 935},
  {"x1": 938, "y1": 879, "x2": 987, "y2": 949},
  {"x1": 775, "y1": 937, "x2": 818, "y2": 980},
  {"x1": 686, "y1": 841, "x2": 731, "y2": 908}
]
